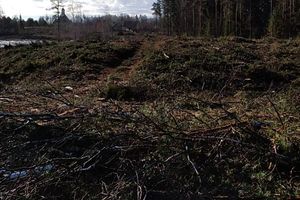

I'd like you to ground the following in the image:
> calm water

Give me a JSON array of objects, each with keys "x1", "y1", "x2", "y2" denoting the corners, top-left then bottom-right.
[{"x1": 0, "y1": 39, "x2": 43, "y2": 48}]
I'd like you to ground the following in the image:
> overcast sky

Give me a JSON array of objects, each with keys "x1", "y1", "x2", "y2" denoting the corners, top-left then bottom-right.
[{"x1": 0, "y1": 0, "x2": 153, "y2": 19}]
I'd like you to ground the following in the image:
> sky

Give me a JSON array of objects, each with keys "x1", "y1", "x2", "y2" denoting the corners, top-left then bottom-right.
[{"x1": 0, "y1": 0, "x2": 154, "y2": 19}]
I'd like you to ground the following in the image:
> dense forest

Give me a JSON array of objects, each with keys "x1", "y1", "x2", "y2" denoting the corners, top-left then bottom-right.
[{"x1": 152, "y1": 0, "x2": 300, "y2": 38}]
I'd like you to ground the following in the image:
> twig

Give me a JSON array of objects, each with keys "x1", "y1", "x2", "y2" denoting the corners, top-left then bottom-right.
[
  {"x1": 189, "y1": 121, "x2": 247, "y2": 135},
  {"x1": 185, "y1": 145, "x2": 201, "y2": 184},
  {"x1": 45, "y1": 80, "x2": 73, "y2": 106},
  {"x1": 267, "y1": 96, "x2": 285, "y2": 129},
  {"x1": 165, "y1": 152, "x2": 183, "y2": 162},
  {"x1": 0, "y1": 112, "x2": 77, "y2": 121}
]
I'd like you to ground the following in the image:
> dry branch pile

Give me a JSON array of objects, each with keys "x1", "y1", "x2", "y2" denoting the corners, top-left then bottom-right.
[{"x1": 1, "y1": 94, "x2": 299, "y2": 199}]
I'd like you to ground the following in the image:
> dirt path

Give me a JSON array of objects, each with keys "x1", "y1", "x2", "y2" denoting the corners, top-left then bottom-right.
[{"x1": 74, "y1": 36, "x2": 169, "y2": 101}]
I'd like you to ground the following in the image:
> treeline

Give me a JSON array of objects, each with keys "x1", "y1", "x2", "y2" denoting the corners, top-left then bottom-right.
[
  {"x1": 63, "y1": 14, "x2": 155, "y2": 40},
  {"x1": 0, "y1": 17, "x2": 20, "y2": 35},
  {"x1": 0, "y1": 14, "x2": 155, "y2": 39},
  {"x1": 152, "y1": 0, "x2": 300, "y2": 38},
  {"x1": 0, "y1": 16, "x2": 52, "y2": 36}
]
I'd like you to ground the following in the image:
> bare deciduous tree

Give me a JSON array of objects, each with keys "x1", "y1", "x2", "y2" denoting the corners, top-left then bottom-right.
[
  {"x1": 68, "y1": 0, "x2": 82, "y2": 22},
  {"x1": 67, "y1": 0, "x2": 82, "y2": 39}
]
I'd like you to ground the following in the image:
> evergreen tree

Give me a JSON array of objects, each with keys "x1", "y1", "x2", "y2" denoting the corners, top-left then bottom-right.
[
  {"x1": 157, "y1": 0, "x2": 299, "y2": 38},
  {"x1": 152, "y1": 0, "x2": 162, "y2": 28}
]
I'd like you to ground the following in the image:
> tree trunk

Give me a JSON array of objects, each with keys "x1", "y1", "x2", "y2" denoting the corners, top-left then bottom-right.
[
  {"x1": 199, "y1": 0, "x2": 202, "y2": 35},
  {"x1": 215, "y1": 0, "x2": 218, "y2": 36},
  {"x1": 249, "y1": 0, "x2": 252, "y2": 38},
  {"x1": 235, "y1": 1, "x2": 238, "y2": 36}
]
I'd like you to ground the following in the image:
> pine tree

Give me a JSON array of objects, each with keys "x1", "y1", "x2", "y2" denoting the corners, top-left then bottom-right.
[
  {"x1": 152, "y1": 0, "x2": 162, "y2": 29},
  {"x1": 159, "y1": 0, "x2": 299, "y2": 38}
]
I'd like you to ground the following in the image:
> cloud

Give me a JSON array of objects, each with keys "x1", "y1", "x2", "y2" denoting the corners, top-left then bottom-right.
[
  {"x1": 0, "y1": 0, "x2": 153, "y2": 18},
  {"x1": 81, "y1": 0, "x2": 153, "y2": 16}
]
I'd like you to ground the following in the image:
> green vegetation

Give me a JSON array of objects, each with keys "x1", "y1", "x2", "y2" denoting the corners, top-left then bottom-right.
[{"x1": 133, "y1": 37, "x2": 299, "y2": 93}]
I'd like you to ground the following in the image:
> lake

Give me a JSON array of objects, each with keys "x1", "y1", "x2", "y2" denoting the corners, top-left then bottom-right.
[{"x1": 0, "y1": 39, "x2": 43, "y2": 48}]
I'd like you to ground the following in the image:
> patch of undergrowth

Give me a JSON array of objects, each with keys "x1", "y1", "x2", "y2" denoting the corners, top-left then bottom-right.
[
  {"x1": 104, "y1": 84, "x2": 148, "y2": 101},
  {"x1": 0, "y1": 40, "x2": 138, "y2": 88},
  {"x1": 133, "y1": 37, "x2": 299, "y2": 94}
]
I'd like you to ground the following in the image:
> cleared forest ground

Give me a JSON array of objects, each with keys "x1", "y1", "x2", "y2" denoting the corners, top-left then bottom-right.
[{"x1": 0, "y1": 36, "x2": 299, "y2": 199}]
